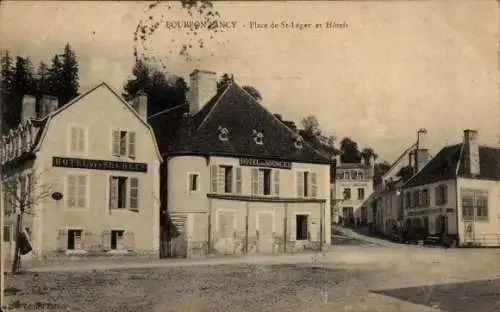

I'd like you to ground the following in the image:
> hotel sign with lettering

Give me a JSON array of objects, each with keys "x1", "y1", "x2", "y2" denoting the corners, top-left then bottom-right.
[
  {"x1": 239, "y1": 158, "x2": 292, "y2": 169},
  {"x1": 52, "y1": 157, "x2": 147, "y2": 173}
]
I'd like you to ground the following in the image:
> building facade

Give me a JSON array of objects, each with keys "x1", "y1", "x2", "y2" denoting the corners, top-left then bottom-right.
[
  {"x1": 402, "y1": 130, "x2": 500, "y2": 246},
  {"x1": 332, "y1": 157, "x2": 374, "y2": 226},
  {"x1": 149, "y1": 69, "x2": 332, "y2": 258},
  {"x1": 2, "y1": 84, "x2": 162, "y2": 261}
]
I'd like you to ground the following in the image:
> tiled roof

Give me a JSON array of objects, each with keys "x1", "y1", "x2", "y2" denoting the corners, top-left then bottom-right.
[
  {"x1": 403, "y1": 144, "x2": 500, "y2": 188},
  {"x1": 149, "y1": 83, "x2": 331, "y2": 164}
]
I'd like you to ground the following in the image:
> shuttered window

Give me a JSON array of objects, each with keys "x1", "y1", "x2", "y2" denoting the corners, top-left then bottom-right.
[
  {"x1": 296, "y1": 171, "x2": 304, "y2": 197},
  {"x1": 67, "y1": 174, "x2": 87, "y2": 209},
  {"x1": 70, "y1": 126, "x2": 85, "y2": 153},
  {"x1": 129, "y1": 177, "x2": 139, "y2": 210},
  {"x1": 112, "y1": 130, "x2": 135, "y2": 157},
  {"x1": 109, "y1": 176, "x2": 139, "y2": 210},
  {"x1": 210, "y1": 165, "x2": 218, "y2": 193},
  {"x1": 128, "y1": 132, "x2": 136, "y2": 158},
  {"x1": 112, "y1": 130, "x2": 120, "y2": 156}
]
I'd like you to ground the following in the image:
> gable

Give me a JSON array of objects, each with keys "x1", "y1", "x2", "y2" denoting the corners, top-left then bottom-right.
[{"x1": 33, "y1": 83, "x2": 162, "y2": 162}]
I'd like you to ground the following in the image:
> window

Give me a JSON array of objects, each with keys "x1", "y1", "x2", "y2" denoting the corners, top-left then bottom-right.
[
  {"x1": 109, "y1": 176, "x2": 139, "y2": 210},
  {"x1": 357, "y1": 172, "x2": 363, "y2": 180},
  {"x1": 357, "y1": 188, "x2": 365, "y2": 200},
  {"x1": 435, "y1": 185, "x2": 448, "y2": 205},
  {"x1": 111, "y1": 230, "x2": 125, "y2": 250},
  {"x1": 296, "y1": 171, "x2": 317, "y2": 198},
  {"x1": 188, "y1": 173, "x2": 199, "y2": 192},
  {"x1": 343, "y1": 171, "x2": 350, "y2": 179},
  {"x1": 222, "y1": 166, "x2": 233, "y2": 193},
  {"x1": 476, "y1": 195, "x2": 488, "y2": 219},
  {"x1": 405, "y1": 192, "x2": 411, "y2": 209},
  {"x1": 343, "y1": 188, "x2": 351, "y2": 200},
  {"x1": 67, "y1": 229, "x2": 83, "y2": 250},
  {"x1": 69, "y1": 126, "x2": 86, "y2": 153},
  {"x1": 296, "y1": 214, "x2": 308, "y2": 240},
  {"x1": 259, "y1": 169, "x2": 271, "y2": 195},
  {"x1": 422, "y1": 189, "x2": 429, "y2": 206},
  {"x1": 411, "y1": 191, "x2": 419, "y2": 208},
  {"x1": 67, "y1": 174, "x2": 87, "y2": 209},
  {"x1": 462, "y1": 194, "x2": 474, "y2": 220},
  {"x1": 112, "y1": 130, "x2": 136, "y2": 158},
  {"x1": 3, "y1": 225, "x2": 11, "y2": 242}
]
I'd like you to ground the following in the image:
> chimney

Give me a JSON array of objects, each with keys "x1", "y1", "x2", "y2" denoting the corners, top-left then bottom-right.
[
  {"x1": 414, "y1": 149, "x2": 430, "y2": 173},
  {"x1": 369, "y1": 154, "x2": 375, "y2": 169},
  {"x1": 21, "y1": 95, "x2": 37, "y2": 123},
  {"x1": 464, "y1": 129, "x2": 480, "y2": 175},
  {"x1": 408, "y1": 150, "x2": 414, "y2": 168},
  {"x1": 189, "y1": 69, "x2": 217, "y2": 115},
  {"x1": 132, "y1": 90, "x2": 148, "y2": 119},
  {"x1": 40, "y1": 95, "x2": 58, "y2": 118}
]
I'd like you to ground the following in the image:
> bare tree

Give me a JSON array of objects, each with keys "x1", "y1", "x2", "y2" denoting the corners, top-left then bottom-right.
[{"x1": 2, "y1": 169, "x2": 52, "y2": 273}]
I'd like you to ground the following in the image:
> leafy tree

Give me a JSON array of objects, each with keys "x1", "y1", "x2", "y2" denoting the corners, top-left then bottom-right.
[
  {"x1": 299, "y1": 115, "x2": 339, "y2": 156},
  {"x1": 340, "y1": 137, "x2": 362, "y2": 163},
  {"x1": 242, "y1": 85, "x2": 262, "y2": 102},
  {"x1": 123, "y1": 60, "x2": 189, "y2": 117},
  {"x1": 396, "y1": 165, "x2": 414, "y2": 182}
]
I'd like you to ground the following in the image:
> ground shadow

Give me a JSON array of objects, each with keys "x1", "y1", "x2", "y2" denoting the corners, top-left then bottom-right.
[{"x1": 372, "y1": 278, "x2": 500, "y2": 312}]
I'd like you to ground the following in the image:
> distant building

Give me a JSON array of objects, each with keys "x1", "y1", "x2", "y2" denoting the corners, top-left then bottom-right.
[
  {"x1": 332, "y1": 155, "x2": 375, "y2": 227},
  {"x1": 1, "y1": 84, "x2": 162, "y2": 261},
  {"x1": 402, "y1": 130, "x2": 500, "y2": 246},
  {"x1": 149, "y1": 69, "x2": 332, "y2": 258}
]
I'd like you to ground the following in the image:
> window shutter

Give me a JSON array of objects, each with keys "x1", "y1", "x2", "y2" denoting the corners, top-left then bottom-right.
[
  {"x1": 102, "y1": 230, "x2": 111, "y2": 251},
  {"x1": 77, "y1": 175, "x2": 86, "y2": 208},
  {"x1": 70, "y1": 127, "x2": 77, "y2": 152},
  {"x1": 78, "y1": 128, "x2": 85, "y2": 152},
  {"x1": 235, "y1": 167, "x2": 242, "y2": 194},
  {"x1": 311, "y1": 172, "x2": 317, "y2": 198},
  {"x1": 109, "y1": 177, "x2": 118, "y2": 210},
  {"x1": 128, "y1": 132, "x2": 136, "y2": 158},
  {"x1": 258, "y1": 170, "x2": 264, "y2": 195},
  {"x1": 443, "y1": 185, "x2": 448, "y2": 203},
  {"x1": 57, "y1": 229, "x2": 68, "y2": 251},
  {"x1": 273, "y1": 170, "x2": 280, "y2": 196},
  {"x1": 124, "y1": 231, "x2": 135, "y2": 251},
  {"x1": 67, "y1": 175, "x2": 77, "y2": 208},
  {"x1": 129, "y1": 177, "x2": 139, "y2": 210},
  {"x1": 210, "y1": 165, "x2": 218, "y2": 193},
  {"x1": 296, "y1": 171, "x2": 304, "y2": 197},
  {"x1": 434, "y1": 187, "x2": 439, "y2": 205},
  {"x1": 218, "y1": 167, "x2": 225, "y2": 193},
  {"x1": 251, "y1": 168, "x2": 259, "y2": 195},
  {"x1": 112, "y1": 130, "x2": 120, "y2": 156},
  {"x1": 83, "y1": 231, "x2": 94, "y2": 251}
]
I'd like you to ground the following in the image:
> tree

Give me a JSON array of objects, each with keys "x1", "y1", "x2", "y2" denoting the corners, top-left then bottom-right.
[
  {"x1": 3, "y1": 169, "x2": 52, "y2": 273},
  {"x1": 123, "y1": 59, "x2": 189, "y2": 117},
  {"x1": 299, "y1": 115, "x2": 339, "y2": 156},
  {"x1": 47, "y1": 54, "x2": 63, "y2": 101},
  {"x1": 396, "y1": 165, "x2": 414, "y2": 182},
  {"x1": 1, "y1": 50, "x2": 15, "y2": 133},
  {"x1": 340, "y1": 137, "x2": 362, "y2": 163},
  {"x1": 8, "y1": 57, "x2": 36, "y2": 130},
  {"x1": 35, "y1": 61, "x2": 50, "y2": 98},
  {"x1": 58, "y1": 43, "x2": 80, "y2": 105},
  {"x1": 242, "y1": 85, "x2": 262, "y2": 102}
]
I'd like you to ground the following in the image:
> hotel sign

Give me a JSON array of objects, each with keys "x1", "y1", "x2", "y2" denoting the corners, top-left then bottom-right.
[
  {"x1": 239, "y1": 158, "x2": 292, "y2": 169},
  {"x1": 52, "y1": 157, "x2": 147, "y2": 173}
]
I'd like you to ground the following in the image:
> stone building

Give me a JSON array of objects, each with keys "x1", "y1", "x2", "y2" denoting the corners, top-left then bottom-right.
[{"x1": 149, "y1": 69, "x2": 332, "y2": 258}]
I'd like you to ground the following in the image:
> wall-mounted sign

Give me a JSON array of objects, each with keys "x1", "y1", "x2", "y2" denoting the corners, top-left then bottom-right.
[
  {"x1": 239, "y1": 158, "x2": 292, "y2": 169},
  {"x1": 52, "y1": 192, "x2": 63, "y2": 201},
  {"x1": 52, "y1": 157, "x2": 148, "y2": 173}
]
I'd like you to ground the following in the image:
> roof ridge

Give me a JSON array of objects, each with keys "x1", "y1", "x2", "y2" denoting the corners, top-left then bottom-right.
[
  {"x1": 196, "y1": 82, "x2": 234, "y2": 130},
  {"x1": 148, "y1": 104, "x2": 188, "y2": 120}
]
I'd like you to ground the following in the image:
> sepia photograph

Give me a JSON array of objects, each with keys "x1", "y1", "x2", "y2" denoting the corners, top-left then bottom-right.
[{"x1": 0, "y1": 0, "x2": 499, "y2": 311}]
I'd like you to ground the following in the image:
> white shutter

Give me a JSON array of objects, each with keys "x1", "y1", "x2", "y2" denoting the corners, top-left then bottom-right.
[
  {"x1": 258, "y1": 170, "x2": 264, "y2": 195},
  {"x1": 109, "y1": 177, "x2": 118, "y2": 209},
  {"x1": 251, "y1": 168, "x2": 259, "y2": 195},
  {"x1": 112, "y1": 130, "x2": 120, "y2": 156},
  {"x1": 77, "y1": 128, "x2": 85, "y2": 152},
  {"x1": 296, "y1": 171, "x2": 304, "y2": 197},
  {"x1": 311, "y1": 172, "x2": 317, "y2": 198},
  {"x1": 273, "y1": 170, "x2": 280, "y2": 196},
  {"x1": 70, "y1": 127, "x2": 78, "y2": 152},
  {"x1": 218, "y1": 167, "x2": 225, "y2": 193},
  {"x1": 77, "y1": 175, "x2": 86, "y2": 208},
  {"x1": 67, "y1": 175, "x2": 77, "y2": 208},
  {"x1": 210, "y1": 165, "x2": 218, "y2": 193},
  {"x1": 129, "y1": 177, "x2": 139, "y2": 210},
  {"x1": 235, "y1": 167, "x2": 242, "y2": 194},
  {"x1": 128, "y1": 132, "x2": 136, "y2": 158}
]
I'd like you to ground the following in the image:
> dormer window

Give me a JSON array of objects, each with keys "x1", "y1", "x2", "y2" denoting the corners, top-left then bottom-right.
[
  {"x1": 217, "y1": 126, "x2": 229, "y2": 142},
  {"x1": 294, "y1": 136, "x2": 303, "y2": 149},
  {"x1": 252, "y1": 129, "x2": 264, "y2": 145}
]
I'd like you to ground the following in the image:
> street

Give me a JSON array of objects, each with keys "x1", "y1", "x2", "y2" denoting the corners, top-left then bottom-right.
[{"x1": 3, "y1": 244, "x2": 500, "y2": 312}]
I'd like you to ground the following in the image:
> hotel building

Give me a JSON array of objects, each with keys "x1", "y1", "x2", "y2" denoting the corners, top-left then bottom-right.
[
  {"x1": 1, "y1": 84, "x2": 162, "y2": 261},
  {"x1": 149, "y1": 69, "x2": 332, "y2": 258}
]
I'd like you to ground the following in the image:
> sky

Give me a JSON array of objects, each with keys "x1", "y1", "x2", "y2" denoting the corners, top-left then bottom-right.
[{"x1": 1, "y1": 1, "x2": 498, "y2": 163}]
